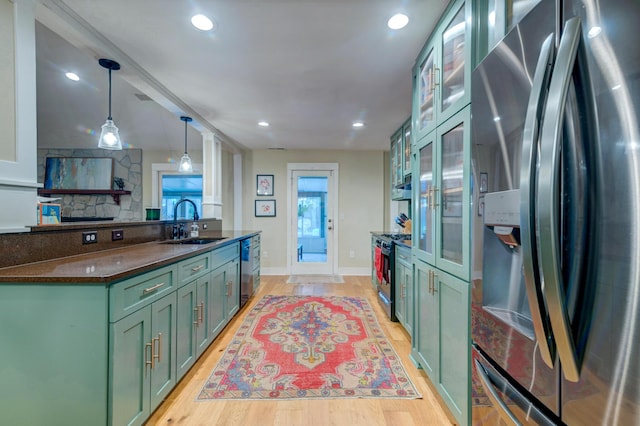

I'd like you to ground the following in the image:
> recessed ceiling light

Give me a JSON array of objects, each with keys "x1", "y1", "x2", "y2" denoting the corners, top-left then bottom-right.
[
  {"x1": 258, "y1": 121, "x2": 270, "y2": 127},
  {"x1": 191, "y1": 14, "x2": 215, "y2": 31},
  {"x1": 65, "y1": 72, "x2": 79, "y2": 81},
  {"x1": 388, "y1": 13, "x2": 409, "y2": 30},
  {"x1": 352, "y1": 121, "x2": 364, "y2": 128}
]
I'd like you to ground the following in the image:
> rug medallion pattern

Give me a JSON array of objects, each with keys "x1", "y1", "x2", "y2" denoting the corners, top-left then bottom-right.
[{"x1": 197, "y1": 295, "x2": 421, "y2": 400}]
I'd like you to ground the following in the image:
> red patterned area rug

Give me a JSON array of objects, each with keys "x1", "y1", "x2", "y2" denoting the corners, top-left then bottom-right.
[{"x1": 197, "y1": 295, "x2": 421, "y2": 400}]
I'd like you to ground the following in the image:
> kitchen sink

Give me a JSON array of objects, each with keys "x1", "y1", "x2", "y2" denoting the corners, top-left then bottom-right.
[{"x1": 163, "y1": 237, "x2": 227, "y2": 245}]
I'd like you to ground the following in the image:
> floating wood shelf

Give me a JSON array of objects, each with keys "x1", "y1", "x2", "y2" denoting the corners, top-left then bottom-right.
[{"x1": 38, "y1": 189, "x2": 131, "y2": 205}]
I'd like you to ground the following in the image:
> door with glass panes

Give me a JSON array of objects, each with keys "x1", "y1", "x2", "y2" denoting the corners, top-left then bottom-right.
[{"x1": 289, "y1": 167, "x2": 337, "y2": 275}]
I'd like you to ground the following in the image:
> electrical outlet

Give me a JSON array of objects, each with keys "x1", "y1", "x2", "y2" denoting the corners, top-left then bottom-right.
[
  {"x1": 112, "y1": 229, "x2": 124, "y2": 241},
  {"x1": 82, "y1": 231, "x2": 98, "y2": 244},
  {"x1": 349, "y1": 250, "x2": 355, "y2": 258},
  {"x1": 263, "y1": 250, "x2": 268, "y2": 258}
]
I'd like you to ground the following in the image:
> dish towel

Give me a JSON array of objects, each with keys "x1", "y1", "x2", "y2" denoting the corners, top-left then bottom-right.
[{"x1": 374, "y1": 246, "x2": 384, "y2": 282}]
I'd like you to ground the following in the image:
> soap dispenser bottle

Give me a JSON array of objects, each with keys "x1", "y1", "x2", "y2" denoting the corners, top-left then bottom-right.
[{"x1": 190, "y1": 222, "x2": 199, "y2": 238}]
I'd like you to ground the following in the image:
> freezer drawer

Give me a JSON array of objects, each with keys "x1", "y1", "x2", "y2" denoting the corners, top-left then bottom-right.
[{"x1": 472, "y1": 346, "x2": 556, "y2": 426}]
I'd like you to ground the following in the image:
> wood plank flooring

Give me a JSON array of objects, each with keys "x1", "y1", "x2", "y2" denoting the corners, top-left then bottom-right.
[{"x1": 146, "y1": 275, "x2": 456, "y2": 425}]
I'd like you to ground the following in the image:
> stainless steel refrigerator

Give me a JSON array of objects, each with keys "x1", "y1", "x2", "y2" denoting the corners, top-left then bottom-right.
[{"x1": 471, "y1": 0, "x2": 640, "y2": 424}]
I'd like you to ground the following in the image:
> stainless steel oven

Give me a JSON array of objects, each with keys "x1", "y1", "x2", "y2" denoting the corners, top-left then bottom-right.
[{"x1": 374, "y1": 233, "x2": 411, "y2": 321}]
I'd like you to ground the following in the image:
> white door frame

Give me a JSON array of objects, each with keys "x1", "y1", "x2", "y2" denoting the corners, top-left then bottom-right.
[{"x1": 287, "y1": 163, "x2": 339, "y2": 275}]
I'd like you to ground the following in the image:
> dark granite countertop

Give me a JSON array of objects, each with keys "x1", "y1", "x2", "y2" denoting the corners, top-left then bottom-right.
[{"x1": 0, "y1": 230, "x2": 259, "y2": 284}]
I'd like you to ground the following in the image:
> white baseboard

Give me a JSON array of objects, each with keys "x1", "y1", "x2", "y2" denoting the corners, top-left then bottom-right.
[{"x1": 260, "y1": 266, "x2": 370, "y2": 276}]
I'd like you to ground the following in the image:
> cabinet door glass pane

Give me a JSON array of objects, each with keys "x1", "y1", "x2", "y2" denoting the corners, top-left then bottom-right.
[
  {"x1": 440, "y1": 123, "x2": 464, "y2": 264},
  {"x1": 418, "y1": 49, "x2": 436, "y2": 131},
  {"x1": 441, "y1": 5, "x2": 466, "y2": 113},
  {"x1": 418, "y1": 143, "x2": 434, "y2": 255},
  {"x1": 395, "y1": 133, "x2": 403, "y2": 183},
  {"x1": 391, "y1": 137, "x2": 398, "y2": 187},
  {"x1": 404, "y1": 127, "x2": 412, "y2": 173}
]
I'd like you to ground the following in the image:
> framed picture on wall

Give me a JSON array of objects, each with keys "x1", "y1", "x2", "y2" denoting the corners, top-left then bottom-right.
[
  {"x1": 256, "y1": 174, "x2": 274, "y2": 196},
  {"x1": 255, "y1": 199, "x2": 276, "y2": 217}
]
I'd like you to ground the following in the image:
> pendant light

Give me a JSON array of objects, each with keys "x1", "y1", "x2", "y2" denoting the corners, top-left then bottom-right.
[
  {"x1": 179, "y1": 116, "x2": 193, "y2": 173},
  {"x1": 98, "y1": 58, "x2": 123, "y2": 150}
]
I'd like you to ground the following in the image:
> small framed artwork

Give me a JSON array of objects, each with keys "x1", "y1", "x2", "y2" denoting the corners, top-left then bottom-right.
[
  {"x1": 479, "y1": 172, "x2": 488, "y2": 193},
  {"x1": 257, "y1": 174, "x2": 274, "y2": 196},
  {"x1": 255, "y1": 199, "x2": 276, "y2": 217}
]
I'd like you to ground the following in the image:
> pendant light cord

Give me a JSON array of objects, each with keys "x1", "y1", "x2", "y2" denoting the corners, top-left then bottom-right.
[
  {"x1": 184, "y1": 118, "x2": 188, "y2": 154},
  {"x1": 107, "y1": 68, "x2": 113, "y2": 120}
]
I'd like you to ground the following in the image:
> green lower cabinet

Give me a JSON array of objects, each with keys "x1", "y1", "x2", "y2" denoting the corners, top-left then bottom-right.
[
  {"x1": 211, "y1": 257, "x2": 241, "y2": 339},
  {"x1": 176, "y1": 274, "x2": 212, "y2": 380},
  {"x1": 110, "y1": 291, "x2": 177, "y2": 426},
  {"x1": 226, "y1": 258, "x2": 240, "y2": 318},
  {"x1": 210, "y1": 264, "x2": 229, "y2": 339},
  {"x1": 394, "y1": 245, "x2": 413, "y2": 335},
  {"x1": 412, "y1": 258, "x2": 470, "y2": 426}
]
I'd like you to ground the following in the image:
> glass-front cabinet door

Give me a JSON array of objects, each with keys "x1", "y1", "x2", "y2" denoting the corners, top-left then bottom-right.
[
  {"x1": 413, "y1": 0, "x2": 471, "y2": 141},
  {"x1": 403, "y1": 120, "x2": 412, "y2": 178},
  {"x1": 414, "y1": 43, "x2": 437, "y2": 140},
  {"x1": 413, "y1": 106, "x2": 470, "y2": 281},
  {"x1": 414, "y1": 131, "x2": 436, "y2": 265},
  {"x1": 438, "y1": 0, "x2": 471, "y2": 123}
]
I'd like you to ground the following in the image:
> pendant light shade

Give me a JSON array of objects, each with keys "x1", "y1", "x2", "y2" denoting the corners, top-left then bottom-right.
[
  {"x1": 98, "y1": 58, "x2": 123, "y2": 150},
  {"x1": 179, "y1": 116, "x2": 193, "y2": 173}
]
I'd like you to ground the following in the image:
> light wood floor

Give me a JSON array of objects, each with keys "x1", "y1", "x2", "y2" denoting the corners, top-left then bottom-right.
[{"x1": 146, "y1": 275, "x2": 456, "y2": 425}]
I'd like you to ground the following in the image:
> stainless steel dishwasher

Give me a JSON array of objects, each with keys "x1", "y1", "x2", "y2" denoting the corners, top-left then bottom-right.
[{"x1": 240, "y1": 237, "x2": 253, "y2": 307}]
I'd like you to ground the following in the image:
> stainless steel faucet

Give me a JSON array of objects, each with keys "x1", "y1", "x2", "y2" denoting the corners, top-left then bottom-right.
[{"x1": 172, "y1": 198, "x2": 199, "y2": 239}]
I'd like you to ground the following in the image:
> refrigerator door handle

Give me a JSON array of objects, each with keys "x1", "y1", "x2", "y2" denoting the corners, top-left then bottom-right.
[
  {"x1": 475, "y1": 359, "x2": 523, "y2": 426},
  {"x1": 520, "y1": 33, "x2": 556, "y2": 369},
  {"x1": 537, "y1": 17, "x2": 583, "y2": 382}
]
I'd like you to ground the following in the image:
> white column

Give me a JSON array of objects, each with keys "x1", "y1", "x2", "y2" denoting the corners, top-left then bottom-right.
[
  {"x1": 233, "y1": 153, "x2": 242, "y2": 230},
  {"x1": 0, "y1": 0, "x2": 39, "y2": 233},
  {"x1": 202, "y1": 131, "x2": 222, "y2": 218}
]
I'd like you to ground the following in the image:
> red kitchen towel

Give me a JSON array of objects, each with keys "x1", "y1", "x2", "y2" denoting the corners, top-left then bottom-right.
[{"x1": 374, "y1": 246, "x2": 384, "y2": 282}]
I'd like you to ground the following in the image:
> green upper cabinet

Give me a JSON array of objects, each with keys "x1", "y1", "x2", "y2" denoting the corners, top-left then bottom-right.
[
  {"x1": 390, "y1": 118, "x2": 412, "y2": 201},
  {"x1": 414, "y1": 106, "x2": 471, "y2": 282},
  {"x1": 413, "y1": 0, "x2": 472, "y2": 142}
]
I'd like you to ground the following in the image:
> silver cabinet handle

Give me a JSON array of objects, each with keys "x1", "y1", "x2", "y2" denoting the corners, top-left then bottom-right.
[
  {"x1": 537, "y1": 17, "x2": 584, "y2": 382},
  {"x1": 142, "y1": 282, "x2": 165, "y2": 295},
  {"x1": 191, "y1": 264, "x2": 204, "y2": 272},
  {"x1": 475, "y1": 359, "x2": 522, "y2": 426},
  {"x1": 519, "y1": 33, "x2": 556, "y2": 369}
]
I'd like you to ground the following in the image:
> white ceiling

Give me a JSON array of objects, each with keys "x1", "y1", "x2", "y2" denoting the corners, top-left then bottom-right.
[{"x1": 35, "y1": 0, "x2": 449, "y2": 153}]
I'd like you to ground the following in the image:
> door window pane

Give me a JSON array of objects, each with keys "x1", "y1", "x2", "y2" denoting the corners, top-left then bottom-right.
[{"x1": 297, "y1": 177, "x2": 327, "y2": 262}]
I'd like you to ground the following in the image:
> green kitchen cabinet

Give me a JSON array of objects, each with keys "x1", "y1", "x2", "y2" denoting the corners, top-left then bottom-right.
[
  {"x1": 226, "y1": 257, "x2": 240, "y2": 318},
  {"x1": 413, "y1": 106, "x2": 471, "y2": 282},
  {"x1": 394, "y1": 243, "x2": 413, "y2": 335},
  {"x1": 412, "y1": 258, "x2": 470, "y2": 426},
  {"x1": 210, "y1": 242, "x2": 240, "y2": 339},
  {"x1": 176, "y1": 273, "x2": 212, "y2": 380},
  {"x1": 0, "y1": 283, "x2": 108, "y2": 426},
  {"x1": 413, "y1": 0, "x2": 471, "y2": 142},
  {"x1": 110, "y1": 291, "x2": 177, "y2": 426},
  {"x1": 391, "y1": 118, "x2": 412, "y2": 201}
]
